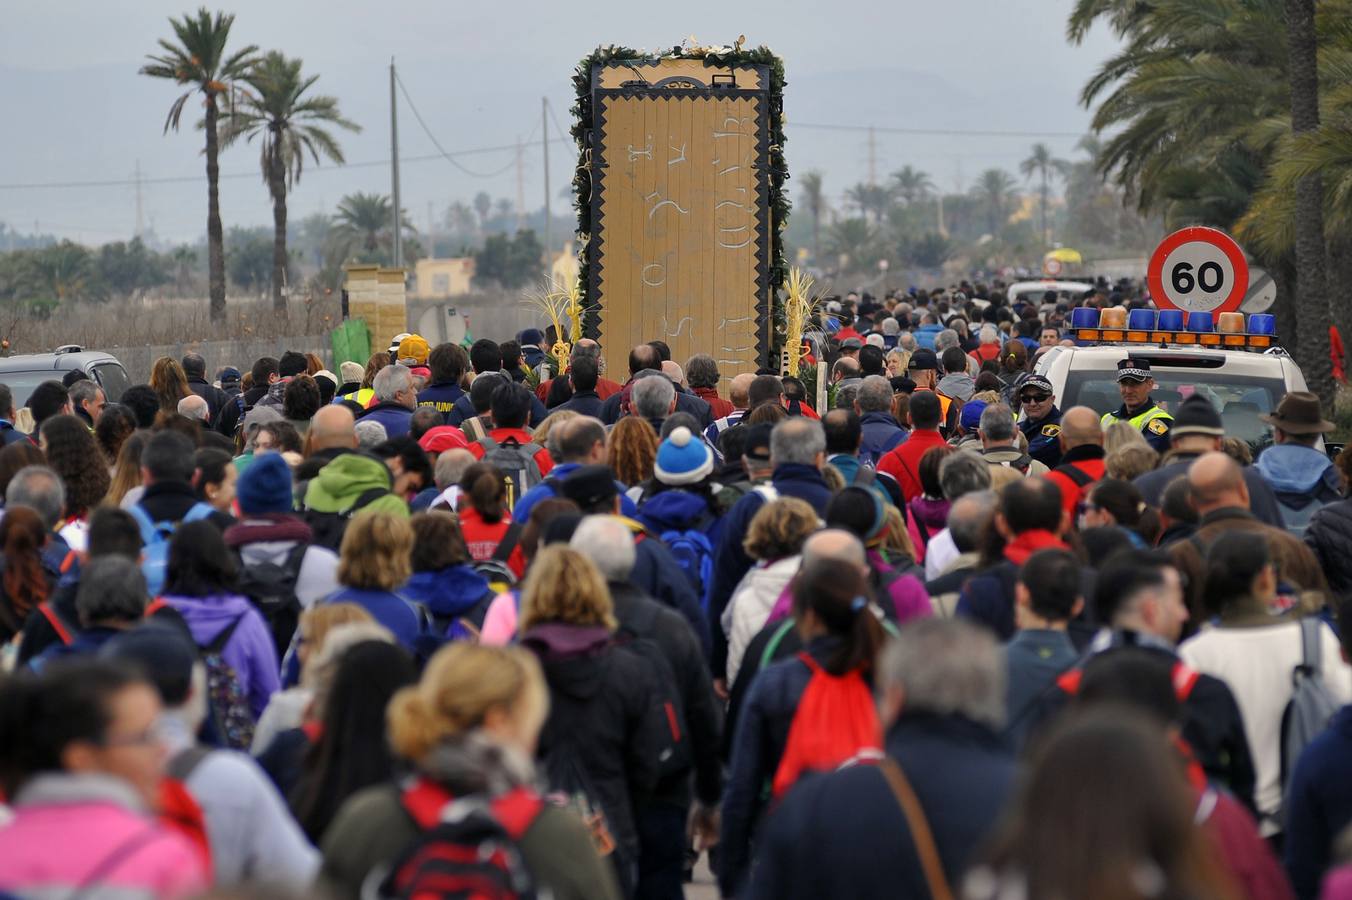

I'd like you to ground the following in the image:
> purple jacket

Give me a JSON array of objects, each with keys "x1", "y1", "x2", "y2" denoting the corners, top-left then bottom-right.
[
  {"x1": 164, "y1": 593, "x2": 280, "y2": 718},
  {"x1": 766, "y1": 551, "x2": 931, "y2": 625}
]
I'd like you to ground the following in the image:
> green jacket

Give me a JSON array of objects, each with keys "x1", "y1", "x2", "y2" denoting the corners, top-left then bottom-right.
[{"x1": 302, "y1": 453, "x2": 408, "y2": 518}]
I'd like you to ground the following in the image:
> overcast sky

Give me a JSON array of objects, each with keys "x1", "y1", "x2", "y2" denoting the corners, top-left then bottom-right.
[{"x1": 0, "y1": 0, "x2": 1120, "y2": 246}]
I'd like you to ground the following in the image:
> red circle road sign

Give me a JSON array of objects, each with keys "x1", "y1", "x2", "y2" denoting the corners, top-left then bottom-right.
[{"x1": 1147, "y1": 227, "x2": 1249, "y2": 315}]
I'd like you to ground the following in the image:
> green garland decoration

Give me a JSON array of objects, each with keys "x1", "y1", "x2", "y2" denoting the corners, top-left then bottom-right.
[{"x1": 569, "y1": 42, "x2": 791, "y2": 349}]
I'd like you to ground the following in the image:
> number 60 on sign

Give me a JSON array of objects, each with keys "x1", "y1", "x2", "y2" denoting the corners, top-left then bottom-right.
[{"x1": 1146, "y1": 226, "x2": 1250, "y2": 315}]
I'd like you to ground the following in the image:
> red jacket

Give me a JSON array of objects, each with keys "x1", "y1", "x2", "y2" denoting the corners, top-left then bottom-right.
[
  {"x1": 456, "y1": 507, "x2": 527, "y2": 579},
  {"x1": 877, "y1": 429, "x2": 947, "y2": 502},
  {"x1": 467, "y1": 427, "x2": 555, "y2": 477},
  {"x1": 694, "y1": 386, "x2": 734, "y2": 421},
  {"x1": 1043, "y1": 444, "x2": 1107, "y2": 517},
  {"x1": 969, "y1": 344, "x2": 1001, "y2": 366}
]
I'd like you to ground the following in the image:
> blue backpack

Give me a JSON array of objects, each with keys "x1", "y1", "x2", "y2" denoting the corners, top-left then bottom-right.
[
  {"x1": 660, "y1": 519, "x2": 716, "y2": 613},
  {"x1": 128, "y1": 502, "x2": 216, "y2": 596}
]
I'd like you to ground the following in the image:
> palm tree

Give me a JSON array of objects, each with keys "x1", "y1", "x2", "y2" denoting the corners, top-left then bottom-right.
[
  {"x1": 221, "y1": 51, "x2": 360, "y2": 310},
  {"x1": 170, "y1": 246, "x2": 197, "y2": 295},
  {"x1": 824, "y1": 218, "x2": 879, "y2": 273},
  {"x1": 972, "y1": 169, "x2": 1018, "y2": 237},
  {"x1": 891, "y1": 166, "x2": 935, "y2": 207},
  {"x1": 331, "y1": 193, "x2": 412, "y2": 264},
  {"x1": 21, "y1": 241, "x2": 94, "y2": 303},
  {"x1": 473, "y1": 192, "x2": 493, "y2": 231},
  {"x1": 844, "y1": 183, "x2": 893, "y2": 225},
  {"x1": 140, "y1": 8, "x2": 259, "y2": 321},
  {"x1": 1020, "y1": 143, "x2": 1070, "y2": 247},
  {"x1": 798, "y1": 171, "x2": 826, "y2": 264}
]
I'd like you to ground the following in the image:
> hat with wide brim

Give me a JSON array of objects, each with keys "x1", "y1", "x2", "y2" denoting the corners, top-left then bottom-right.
[{"x1": 1261, "y1": 391, "x2": 1335, "y2": 435}]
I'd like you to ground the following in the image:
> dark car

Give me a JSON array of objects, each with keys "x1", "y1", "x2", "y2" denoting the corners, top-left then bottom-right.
[{"x1": 0, "y1": 345, "x2": 131, "y2": 408}]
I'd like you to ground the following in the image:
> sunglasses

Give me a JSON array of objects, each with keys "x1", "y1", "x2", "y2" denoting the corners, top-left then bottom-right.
[{"x1": 1020, "y1": 393, "x2": 1051, "y2": 403}]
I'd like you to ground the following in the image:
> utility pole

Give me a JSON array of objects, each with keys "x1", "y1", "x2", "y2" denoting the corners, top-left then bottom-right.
[
  {"x1": 390, "y1": 58, "x2": 403, "y2": 269},
  {"x1": 937, "y1": 193, "x2": 946, "y2": 238},
  {"x1": 515, "y1": 136, "x2": 526, "y2": 233},
  {"x1": 542, "y1": 97, "x2": 552, "y2": 267},
  {"x1": 133, "y1": 160, "x2": 144, "y2": 241},
  {"x1": 867, "y1": 126, "x2": 877, "y2": 188}
]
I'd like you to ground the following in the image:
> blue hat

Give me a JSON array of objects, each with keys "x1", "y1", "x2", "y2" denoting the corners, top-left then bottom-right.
[
  {"x1": 218, "y1": 366, "x2": 242, "y2": 387},
  {"x1": 236, "y1": 452, "x2": 295, "y2": 515},
  {"x1": 654, "y1": 427, "x2": 714, "y2": 486},
  {"x1": 519, "y1": 328, "x2": 544, "y2": 347},
  {"x1": 960, "y1": 399, "x2": 988, "y2": 433}
]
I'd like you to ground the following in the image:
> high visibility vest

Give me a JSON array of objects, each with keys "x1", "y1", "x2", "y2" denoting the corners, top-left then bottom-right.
[{"x1": 1101, "y1": 404, "x2": 1173, "y2": 437}]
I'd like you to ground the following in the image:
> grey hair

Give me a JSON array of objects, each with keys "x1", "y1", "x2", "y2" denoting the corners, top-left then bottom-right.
[
  {"x1": 835, "y1": 385, "x2": 860, "y2": 411},
  {"x1": 855, "y1": 376, "x2": 893, "y2": 414},
  {"x1": 978, "y1": 403, "x2": 1017, "y2": 443},
  {"x1": 69, "y1": 379, "x2": 103, "y2": 409},
  {"x1": 878, "y1": 618, "x2": 1006, "y2": 729},
  {"x1": 934, "y1": 329, "x2": 959, "y2": 352},
  {"x1": 570, "y1": 515, "x2": 637, "y2": 581},
  {"x1": 570, "y1": 340, "x2": 601, "y2": 361},
  {"x1": 979, "y1": 323, "x2": 1000, "y2": 344},
  {"x1": 685, "y1": 354, "x2": 721, "y2": 389},
  {"x1": 373, "y1": 363, "x2": 413, "y2": 402},
  {"x1": 630, "y1": 375, "x2": 675, "y2": 420},
  {"x1": 7, "y1": 465, "x2": 65, "y2": 529},
  {"x1": 76, "y1": 556, "x2": 147, "y2": 626},
  {"x1": 770, "y1": 418, "x2": 825, "y2": 466},
  {"x1": 898, "y1": 332, "x2": 918, "y2": 352},
  {"x1": 947, "y1": 489, "x2": 997, "y2": 554},
  {"x1": 434, "y1": 448, "x2": 476, "y2": 490},
  {"x1": 881, "y1": 317, "x2": 900, "y2": 336},
  {"x1": 176, "y1": 394, "x2": 209, "y2": 422},
  {"x1": 938, "y1": 450, "x2": 991, "y2": 500},
  {"x1": 354, "y1": 419, "x2": 389, "y2": 449}
]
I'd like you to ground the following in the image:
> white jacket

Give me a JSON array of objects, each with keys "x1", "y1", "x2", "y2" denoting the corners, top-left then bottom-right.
[{"x1": 722, "y1": 555, "x2": 801, "y2": 687}]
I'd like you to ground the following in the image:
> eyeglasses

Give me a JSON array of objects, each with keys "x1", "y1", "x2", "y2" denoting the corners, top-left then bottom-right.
[
  {"x1": 99, "y1": 724, "x2": 164, "y2": 749},
  {"x1": 1020, "y1": 393, "x2": 1051, "y2": 403}
]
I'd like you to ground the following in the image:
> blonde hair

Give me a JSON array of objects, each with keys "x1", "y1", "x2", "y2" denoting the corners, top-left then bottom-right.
[
  {"x1": 532, "y1": 410, "x2": 580, "y2": 450},
  {"x1": 338, "y1": 511, "x2": 414, "y2": 590},
  {"x1": 743, "y1": 497, "x2": 819, "y2": 561},
  {"x1": 519, "y1": 545, "x2": 616, "y2": 632},
  {"x1": 878, "y1": 504, "x2": 918, "y2": 563},
  {"x1": 1104, "y1": 421, "x2": 1149, "y2": 455},
  {"x1": 298, "y1": 603, "x2": 374, "y2": 669},
  {"x1": 606, "y1": 416, "x2": 658, "y2": 487},
  {"x1": 388, "y1": 643, "x2": 546, "y2": 763},
  {"x1": 1106, "y1": 444, "x2": 1160, "y2": 481}
]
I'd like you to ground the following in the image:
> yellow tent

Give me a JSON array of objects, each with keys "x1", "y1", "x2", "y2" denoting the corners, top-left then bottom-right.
[{"x1": 1045, "y1": 248, "x2": 1083, "y2": 264}]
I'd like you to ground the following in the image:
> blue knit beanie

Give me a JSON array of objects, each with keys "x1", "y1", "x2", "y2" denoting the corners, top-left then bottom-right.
[
  {"x1": 654, "y1": 427, "x2": 714, "y2": 486},
  {"x1": 960, "y1": 399, "x2": 988, "y2": 433},
  {"x1": 236, "y1": 452, "x2": 295, "y2": 514}
]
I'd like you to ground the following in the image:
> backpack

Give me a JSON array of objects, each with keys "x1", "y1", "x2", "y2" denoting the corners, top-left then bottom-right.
[
  {"x1": 473, "y1": 521, "x2": 524, "y2": 593},
  {"x1": 415, "y1": 587, "x2": 499, "y2": 646},
  {"x1": 461, "y1": 415, "x2": 491, "y2": 443},
  {"x1": 540, "y1": 740, "x2": 617, "y2": 860},
  {"x1": 771, "y1": 652, "x2": 883, "y2": 797},
  {"x1": 233, "y1": 543, "x2": 308, "y2": 660},
  {"x1": 658, "y1": 517, "x2": 716, "y2": 613},
  {"x1": 128, "y1": 502, "x2": 216, "y2": 597},
  {"x1": 1274, "y1": 491, "x2": 1338, "y2": 537},
  {"x1": 303, "y1": 486, "x2": 389, "y2": 553},
  {"x1": 382, "y1": 779, "x2": 543, "y2": 900},
  {"x1": 1051, "y1": 461, "x2": 1100, "y2": 510},
  {"x1": 1281, "y1": 618, "x2": 1340, "y2": 805},
  {"x1": 196, "y1": 614, "x2": 256, "y2": 751},
  {"x1": 477, "y1": 436, "x2": 545, "y2": 508},
  {"x1": 614, "y1": 602, "x2": 692, "y2": 780}
]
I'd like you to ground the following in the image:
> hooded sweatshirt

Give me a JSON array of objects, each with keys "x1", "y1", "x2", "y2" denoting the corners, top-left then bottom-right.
[
  {"x1": 164, "y1": 594, "x2": 281, "y2": 719},
  {"x1": 1255, "y1": 443, "x2": 1342, "y2": 510},
  {"x1": 936, "y1": 372, "x2": 976, "y2": 403},
  {"x1": 302, "y1": 453, "x2": 407, "y2": 518},
  {"x1": 403, "y1": 564, "x2": 495, "y2": 638},
  {"x1": 636, "y1": 488, "x2": 722, "y2": 548}
]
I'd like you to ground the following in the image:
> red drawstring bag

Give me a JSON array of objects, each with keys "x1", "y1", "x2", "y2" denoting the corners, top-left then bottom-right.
[{"x1": 772, "y1": 653, "x2": 882, "y2": 797}]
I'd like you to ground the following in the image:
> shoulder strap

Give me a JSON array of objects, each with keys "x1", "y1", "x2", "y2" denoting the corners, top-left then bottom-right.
[
  {"x1": 143, "y1": 597, "x2": 170, "y2": 618},
  {"x1": 167, "y1": 745, "x2": 212, "y2": 782},
  {"x1": 184, "y1": 502, "x2": 216, "y2": 524},
  {"x1": 1300, "y1": 617, "x2": 1323, "y2": 670},
  {"x1": 489, "y1": 787, "x2": 545, "y2": 841},
  {"x1": 1171, "y1": 661, "x2": 1201, "y2": 701},
  {"x1": 759, "y1": 619, "x2": 797, "y2": 672},
  {"x1": 877, "y1": 758, "x2": 954, "y2": 900},
  {"x1": 1052, "y1": 463, "x2": 1094, "y2": 488},
  {"x1": 38, "y1": 601, "x2": 74, "y2": 646},
  {"x1": 206, "y1": 613, "x2": 247, "y2": 654},
  {"x1": 911, "y1": 509, "x2": 931, "y2": 547},
  {"x1": 492, "y1": 521, "x2": 524, "y2": 562},
  {"x1": 477, "y1": 435, "x2": 500, "y2": 453},
  {"x1": 126, "y1": 504, "x2": 159, "y2": 545},
  {"x1": 347, "y1": 487, "x2": 389, "y2": 515}
]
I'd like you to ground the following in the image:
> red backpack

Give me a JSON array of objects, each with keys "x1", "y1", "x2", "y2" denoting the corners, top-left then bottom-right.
[{"x1": 772, "y1": 653, "x2": 882, "y2": 798}]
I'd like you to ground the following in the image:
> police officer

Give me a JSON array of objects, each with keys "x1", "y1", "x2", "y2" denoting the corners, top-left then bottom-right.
[
  {"x1": 1102, "y1": 357, "x2": 1173, "y2": 453},
  {"x1": 1017, "y1": 374, "x2": 1064, "y2": 469}
]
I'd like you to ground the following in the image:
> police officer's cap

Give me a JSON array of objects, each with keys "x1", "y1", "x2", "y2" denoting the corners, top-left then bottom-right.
[{"x1": 1116, "y1": 358, "x2": 1152, "y2": 383}]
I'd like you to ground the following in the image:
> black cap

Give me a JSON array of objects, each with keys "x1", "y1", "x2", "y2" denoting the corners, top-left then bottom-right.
[
  {"x1": 743, "y1": 423, "x2": 773, "y2": 462},
  {"x1": 100, "y1": 624, "x2": 198, "y2": 706},
  {"x1": 559, "y1": 464, "x2": 619, "y2": 510},
  {"x1": 908, "y1": 348, "x2": 939, "y2": 371},
  {"x1": 1170, "y1": 395, "x2": 1224, "y2": 437},
  {"x1": 1116, "y1": 358, "x2": 1152, "y2": 383}
]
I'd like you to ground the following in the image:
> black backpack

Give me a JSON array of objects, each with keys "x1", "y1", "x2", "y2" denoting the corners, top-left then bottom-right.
[
  {"x1": 233, "y1": 543, "x2": 308, "y2": 660},
  {"x1": 304, "y1": 487, "x2": 390, "y2": 553},
  {"x1": 614, "y1": 603, "x2": 692, "y2": 781}
]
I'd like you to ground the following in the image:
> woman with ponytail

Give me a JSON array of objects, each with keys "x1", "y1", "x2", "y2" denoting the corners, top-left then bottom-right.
[
  {"x1": 720, "y1": 557, "x2": 885, "y2": 899},
  {"x1": 318, "y1": 643, "x2": 621, "y2": 900},
  {"x1": 456, "y1": 462, "x2": 527, "y2": 579},
  {"x1": 0, "y1": 505, "x2": 56, "y2": 643}
]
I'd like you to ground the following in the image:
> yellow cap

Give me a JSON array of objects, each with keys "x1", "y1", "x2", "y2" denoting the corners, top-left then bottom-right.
[{"x1": 397, "y1": 334, "x2": 430, "y2": 365}]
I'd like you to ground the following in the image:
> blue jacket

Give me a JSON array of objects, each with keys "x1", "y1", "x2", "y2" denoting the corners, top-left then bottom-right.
[
  {"x1": 1018, "y1": 406, "x2": 1063, "y2": 470},
  {"x1": 1256, "y1": 443, "x2": 1342, "y2": 511},
  {"x1": 510, "y1": 462, "x2": 638, "y2": 524},
  {"x1": 0, "y1": 420, "x2": 32, "y2": 447},
  {"x1": 402, "y1": 565, "x2": 492, "y2": 624},
  {"x1": 631, "y1": 526, "x2": 711, "y2": 658},
  {"x1": 914, "y1": 323, "x2": 945, "y2": 350},
  {"x1": 415, "y1": 382, "x2": 464, "y2": 417},
  {"x1": 707, "y1": 464, "x2": 833, "y2": 676},
  {"x1": 1285, "y1": 705, "x2": 1352, "y2": 899},
  {"x1": 357, "y1": 402, "x2": 413, "y2": 439},
  {"x1": 323, "y1": 587, "x2": 419, "y2": 650},
  {"x1": 858, "y1": 412, "x2": 907, "y2": 467},
  {"x1": 746, "y1": 713, "x2": 1017, "y2": 900}
]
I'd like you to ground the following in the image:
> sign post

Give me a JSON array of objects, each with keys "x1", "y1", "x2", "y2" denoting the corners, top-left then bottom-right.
[{"x1": 1146, "y1": 226, "x2": 1249, "y2": 314}]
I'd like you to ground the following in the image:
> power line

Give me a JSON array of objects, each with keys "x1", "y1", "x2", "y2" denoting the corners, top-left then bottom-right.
[
  {"x1": 791, "y1": 121, "x2": 1084, "y2": 139},
  {"x1": 393, "y1": 70, "x2": 523, "y2": 179}
]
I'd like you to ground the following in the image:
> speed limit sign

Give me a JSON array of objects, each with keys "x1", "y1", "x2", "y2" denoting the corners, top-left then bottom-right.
[{"x1": 1147, "y1": 227, "x2": 1249, "y2": 314}]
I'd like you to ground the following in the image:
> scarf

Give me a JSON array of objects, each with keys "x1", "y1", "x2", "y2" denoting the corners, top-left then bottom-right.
[
  {"x1": 1003, "y1": 529, "x2": 1068, "y2": 566},
  {"x1": 222, "y1": 513, "x2": 313, "y2": 548}
]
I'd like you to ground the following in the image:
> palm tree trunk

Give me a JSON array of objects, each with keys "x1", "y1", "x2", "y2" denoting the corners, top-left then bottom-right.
[
  {"x1": 269, "y1": 130, "x2": 288, "y2": 312},
  {"x1": 1286, "y1": 0, "x2": 1335, "y2": 407},
  {"x1": 1272, "y1": 259, "x2": 1299, "y2": 346},
  {"x1": 1040, "y1": 169, "x2": 1049, "y2": 247},
  {"x1": 205, "y1": 95, "x2": 227, "y2": 322}
]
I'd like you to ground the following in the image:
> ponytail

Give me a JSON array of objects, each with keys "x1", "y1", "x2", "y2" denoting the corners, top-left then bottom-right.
[
  {"x1": 791, "y1": 557, "x2": 885, "y2": 677},
  {"x1": 459, "y1": 462, "x2": 506, "y2": 523}
]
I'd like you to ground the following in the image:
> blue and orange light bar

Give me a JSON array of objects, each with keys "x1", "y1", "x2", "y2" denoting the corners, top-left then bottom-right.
[{"x1": 1070, "y1": 308, "x2": 1276, "y2": 350}]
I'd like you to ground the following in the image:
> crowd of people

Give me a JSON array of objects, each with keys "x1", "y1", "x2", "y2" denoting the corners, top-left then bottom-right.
[{"x1": 4, "y1": 279, "x2": 1352, "y2": 899}]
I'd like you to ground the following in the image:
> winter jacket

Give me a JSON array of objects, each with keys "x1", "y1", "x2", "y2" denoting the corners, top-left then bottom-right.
[
  {"x1": 521, "y1": 623, "x2": 665, "y2": 870},
  {"x1": 158, "y1": 714, "x2": 318, "y2": 888},
  {"x1": 1045, "y1": 443, "x2": 1107, "y2": 517},
  {"x1": 164, "y1": 593, "x2": 280, "y2": 719},
  {"x1": 224, "y1": 514, "x2": 340, "y2": 610},
  {"x1": 357, "y1": 400, "x2": 414, "y2": 438},
  {"x1": 693, "y1": 385, "x2": 734, "y2": 421},
  {"x1": 1003, "y1": 628, "x2": 1078, "y2": 749},
  {"x1": 402, "y1": 564, "x2": 495, "y2": 637},
  {"x1": 982, "y1": 444, "x2": 1050, "y2": 477},
  {"x1": 318, "y1": 734, "x2": 621, "y2": 900},
  {"x1": 914, "y1": 323, "x2": 945, "y2": 350},
  {"x1": 616, "y1": 515, "x2": 711, "y2": 657},
  {"x1": 746, "y1": 713, "x2": 1017, "y2": 900},
  {"x1": 635, "y1": 487, "x2": 723, "y2": 553},
  {"x1": 707, "y1": 464, "x2": 833, "y2": 676},
  {"x1": 0, "y1": 773, "x2": 208, "y2": 898},
  {"x1": 188, "y1": 376, "x2": 229, "y2": 426},
  {"x1": 1019, "y1": 407, "x2": 1064, "y2": 470},
  {"x1": 301, "y1": 452, "x2": 407, "y2": 519},
  {"x1": 1256, "y1": 443, "x2": 1343, "y2": 522},
  {"x1": 456, "y1": 507, "x2": 527, "y2": 579},
  {"x1": 217, "y1": 384, "x2": 268, "y2": 437},
  {"x1": 322, "y1": 586, "x2": 420, "y2": 650},
  {"x1": 937, "y1": 372, "x2": 976, "y2": 403},
  {"x1": 1285, "y1": 705, "x2": 1352, "y2": 899},
  {"x1": 1135, "y1": 452, "x2": 1287, "y2": 528},
  {"x1": 415, "y1": 381, "x2": 464, "y2": 417},
  {"x1": 552, "y1": 389, "x2": 604, "y2": 418},
  {"x1": 0, "y1": 419, "x2": 33, "y2": 447},
  {"x1": 858, "y1": 411, "x2": 907, "y2": 467},
  {"x1": 908, "y1": 495, "x2": 950, "y2": 557},
  {"x1": 878, "y1": 428, "x2": 948, "y2": 502},
  {"x1": 1306, "y1": 500, "x2": 1352, "y2": 601},
  {"x1": 763, "y1": 550, "x2": 931, "y2": 628},
  {"x1": 956, "y1": 531, "x2": 1072, "y2": 641},
  {"x1": 723, "y1": 556, "x2": 801, "y2": 686}
]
